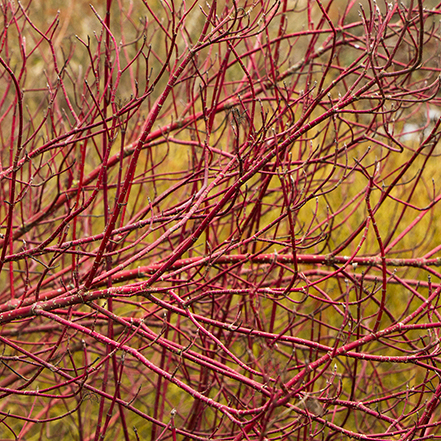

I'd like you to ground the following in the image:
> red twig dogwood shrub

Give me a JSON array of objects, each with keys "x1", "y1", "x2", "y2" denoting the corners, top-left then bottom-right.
[{"x1": 1, "y1": 0, "x2": 441, "y2": 439}]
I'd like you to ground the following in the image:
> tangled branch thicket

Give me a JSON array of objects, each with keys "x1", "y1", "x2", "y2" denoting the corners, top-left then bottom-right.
[{"x1": 1, "y1": 0, "x2": 441, "y2": 439}]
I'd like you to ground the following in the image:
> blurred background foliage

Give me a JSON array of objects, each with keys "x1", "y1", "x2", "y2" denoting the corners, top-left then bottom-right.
[{"x1": 1, "y1": 0, "x2": 441, "y2": 439}]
